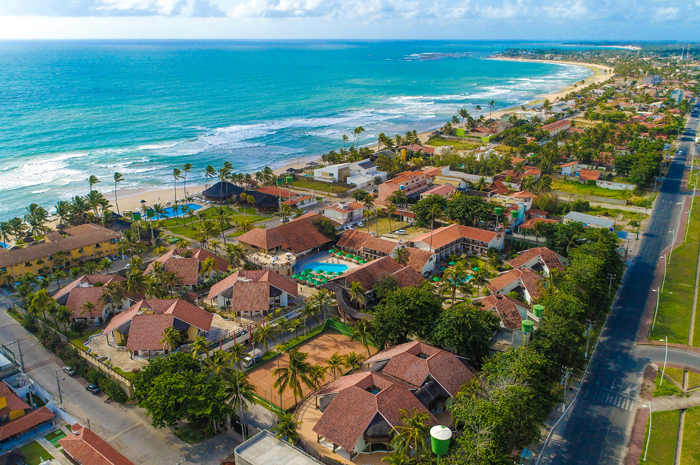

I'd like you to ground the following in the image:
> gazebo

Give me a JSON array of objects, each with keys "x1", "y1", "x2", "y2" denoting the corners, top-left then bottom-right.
[{"x1": 202, "y1": 181, "x2": 244, "y2": 202}]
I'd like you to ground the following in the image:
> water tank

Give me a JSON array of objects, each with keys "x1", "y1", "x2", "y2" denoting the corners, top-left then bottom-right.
[
  {"x1": 132, "y1": 212, "x2": 142, "y2": 221},
  {"x1": 532, "y1": 305, "x2": 544, "y2": 317},
  {"x1": 146, "y1": 209, "x2": 155, "y2": 218},
  {"x1": 286, "y1": 176, "x2": 293, "y2": 183},
  {"x1": 430, "y1": 425, "x2": 452, "y2": 457},
  {"x1": 510, "y1": 211, "x2": 519, "y2": 218},
  {"x1": 276, "y1": 178, "x2": 284, "y2": 186},
  {"x1": 494, "y1": 207, "x2": 503, "y2": 216},
  {"x1": 522, "y1": 320, "x2": 535, "y2": 333}
]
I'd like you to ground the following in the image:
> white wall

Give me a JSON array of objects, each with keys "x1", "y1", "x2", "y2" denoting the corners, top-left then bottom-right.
[{"x1": 596, "y1": 180, "x2": 636, "y2": 191}]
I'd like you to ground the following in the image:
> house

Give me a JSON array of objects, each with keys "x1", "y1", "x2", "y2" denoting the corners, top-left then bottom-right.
[
  {"x1": 207, "y1": 269, "x2": 298, "y2": 316},
  {"x1": 476, "y1": 294, "x2": 531, "y2": 330},
  {"x1": 52, "y1": 274, "x2": 134, "y2": 324},
  {"x1": 559, "y1": 161, "x2": 579, "y2": 176},
  {"x1": 486, "y1": 268, "x2": 543, "y2": 304},
  {"x1": 336, "y1": 230, "x2": 401, "y2": 260},
  {"x1": 283, "y1": 194, "x2": 317, "y2": 209},
  {"x1": 488, "y1": 119, "x2": 514, "y2": 134},
  {"x1": 377, "y1": 170, "x2": 433, "y2": 205},
  {"x1": 144, "y1": 248, "x2": 228, "y2": 292},
  {"x1": 233, "y1": 430, "x2": 320, "y2": 465},
  {"x1": 578, "y1": 169, "x2": 603, "y2": 183},
  {"x1": 311, "y1": 342, "x2": 474, "y2": 460},
  {"x1": 642, "y1": 75, "x2": 663, "y2": 86},
  {"x1": 241, "y1": 190, "x2": 282, "y2": 211},
  {"x1": 508, "y1": 247, "x2": 567, "y2": 277},
  {"x1": 403, "y1": 247, "x2": 437, "y2": 276},
  {"x1": 322, "y1": 202, "x2": 365, "y2": 227},
  {"x1": 419, "y1": 184, "x2": 456, "y2": 200},
  {"x1": 0, "y1": 382, "x2": 54, "y2": 443},
  {"x1": 0, "y1": 224, "x2": 122, "y2": 279},
  {"x1": 496, "y1": 168, "x2": 541, "y2": 190},
  {"x1": 237, "y1": 212, "x2": 333, "y2": 257},
  {"x1": 329, "y1": 256, "x2": 424, "y2": 306},
  {"x1": 563, "y1": 211, "x2": 614, "y2": 229},
  {"x1": 540, "y1": 119, "x2": 572, "y2": 136},
  {"x1": 369, "y1": 149, "x2": 398, "y2": 160},
  {"x1": 516, "y1": 217, "x2": 559, "y2": 236},
  {"x1": 59, "y1": 423, "x2": 135, "y2": 465},
  {"x1": 490, "y1": 191, "x2": 535, "y2": 211},
  {"x1": 313, "y1": 161, "x2": 387, "y2": 187},
  {"x1": 410, "y1": 224, "x2": 504, "y2": 258},
  {"x1": 397, "y1": 144, "x2": 435, "y2": 155},
  {"x1": 202, "y1": 181, "x2": 244, "y2": 202},
  {"x1": 100, "y1": 299, "x2": 213, "y2": 358}
]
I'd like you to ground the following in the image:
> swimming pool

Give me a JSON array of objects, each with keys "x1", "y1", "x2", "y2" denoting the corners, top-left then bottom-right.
[
  {"x1": 159, "y1": 203, "x2": 202, "y2": 218},
  {"x1": 303, "y1": 262, "x2": 349, "y2": 273},
  {"x1": 0, "y1": 242, "x2": 6, "y2": 249}
]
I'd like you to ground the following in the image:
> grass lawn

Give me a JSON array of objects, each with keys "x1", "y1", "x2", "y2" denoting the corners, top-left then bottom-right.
[
  {"x1": 290, "y1": 178, "x2": 350, "y2": 194},
  {"x1": 163, "y1": 206, "x2": 269, "y2": 239},
  {"x1": 44, "y1": 429, "x2": 67, "y2": 447},
  {"x1": 662, "y1": 367, "x2": 685, "y2": 387},
  {"x1": 653, "y1": 371, "x2": 683, "y2": 397},
  {"x1": 174, "y1": 423, "x2": 216, "y2": 444},
  {"x1": 552, "y1": 178, "x2": 648, "y2": 202},
  {"x1": 112, "y1": 366, "x2": 138, "y2": 380},
  {"x1": 689, "y1": 371, "x2": 700, "y2": 388},
  {"x1": 357, "y1": 216, "x2": 412, "y2": 237},
  {"x1": 426, "y1": 137, "x2": 482, "y2": 151},
  {"x1": 18, "y1": 441, "x2": 53, "y2": 465},
  {"x1": 683, "y1": 406, "x2": 700, "y2": 465},
  {"x1": 641, "y1": 410, "x2": 680, "y2": 465}
]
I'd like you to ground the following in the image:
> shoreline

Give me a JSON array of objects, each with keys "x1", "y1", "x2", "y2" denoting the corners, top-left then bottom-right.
[{"x1": 110, "y1": 58, "x2": 612, "y2": 211}]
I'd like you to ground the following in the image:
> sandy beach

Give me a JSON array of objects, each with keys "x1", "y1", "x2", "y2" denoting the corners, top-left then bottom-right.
[{"x1": 108, "y1": 58, "x2": 613, "y2": 212}]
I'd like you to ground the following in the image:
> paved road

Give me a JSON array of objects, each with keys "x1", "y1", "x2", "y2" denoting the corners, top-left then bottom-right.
[{"x1": 540, "y1": 105, "x2": 700, "y2": 464}]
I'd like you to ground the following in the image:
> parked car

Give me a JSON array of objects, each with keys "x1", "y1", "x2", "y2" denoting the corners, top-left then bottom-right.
[
  {"x1": 111, "y1": 255, "x2": 119, "y2": 261},
  {"x1": 85, "y1": 384, "x2": 100, "y2": 395},
  {"x1": 357, "y1": 222, "x2": 364, "y2": 227},
  {"x1": 395, "y1": 229, "x2": 406, "y2": 235},
  {"x1": 63, "y1": 366, "x2": 75, "y2": 376}
]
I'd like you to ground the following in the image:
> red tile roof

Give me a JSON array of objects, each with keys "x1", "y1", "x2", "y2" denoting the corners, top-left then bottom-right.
[
  {"x1": 579, "y1": 169, "x2": 602, "y2": 181},
  {"x1": 326, "y1": 202, "x2": 364, "y2": 214},
  {"x1": 421, "y1": 184, "x2": 456, "y2": 197},
  {"x1": 509, "y1": 247, "x2": 565, "y2": 272},
  {"x1": 145, "y1": 248, "x2": 228, "y2": 285},
  {"x1": 0, "y1": 407, "x2": 53, "y2": 442},
  {"x1": 403, "y1": 247, "x2": 435, "y2": 273},
  {"x1": 336, "y1": 230, "x2": 399, "y2": 255},
  {"x1": 518, "y1": 217, "x2": 559, "y2": 230},
  {"x1": 65, "y1": 287, "x2": 105, "y2": 319},
  {"x1": 390, "y1": 266, "x2": 426, "y2": 288},
  {"x1": 53, "y1": 275, "x2": 126, "y2": 301},
  {"x1": 476, "y1": 294, "x2": 527, "y2": 330},
  {"x1": 207, "y1": 270, "x2": 298, "y2": 301},
  {"x1": 412, "y1": 224, "x2": 499, "y2": 250},
  {"x1": 237, "y1": 213, "x2": 332, "y2": 254},
  {"x1": 330, "y1": 256, "x2": 423, "y2": 291},
  {"x1": 486, "y1": 269, "x2": 543, "y2": 300},
  {"x1": 0, "y1": 383, "x2": 29, "y2": 412},
  {"x1": 540, "y1": 119, "x2": 572, "y2": 132},
  {"x1": 559, "y1": 161, "x2": 578, "y2": 168},
  {"x1": 126, "y1": 314, "x2": 178, "y2": 352},
  {"x1": 60, "y1": 424, "x2": 135, "y2": 465}
]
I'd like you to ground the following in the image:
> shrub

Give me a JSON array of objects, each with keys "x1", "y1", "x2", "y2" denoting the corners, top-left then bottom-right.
[
  {"x1": 70, "y1": 321, "x2": 89, "y2": 334},
  {"x1": 98, "y1": 378, "x2": 128, "y2": 403}
]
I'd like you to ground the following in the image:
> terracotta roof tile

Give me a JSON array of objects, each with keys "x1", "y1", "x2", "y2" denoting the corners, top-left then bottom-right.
[
  {"x1": 53, "y1": 275, "x2": 125, "y2": 301},
  {"x1": 518, "y1": 217, "x2": 559, "y2": 229},
  {"x1": 412, "y1": 224, "x2": 499, "y2": 250},
  {"x1": 65, "y1": 287, "x2": 105, "y2": 319},
  {"x1": 477, "y1": 294, "x2": 527, "y2": 330},
  {"x1": 59, "y1": 424, "x2": 135, "y2": 465},
  {"x1": 146, "y1": 257, "x2": 200, "y2": 285},
  {"x1": 256, "y1": 186, "x2": 301, "y2": 199},
  {"x1": 125, "y1": 314, "x2": 176, "y2": 352},
  {"x1": 579, "y1": 169, "x2": 602, "y2": 181},
  {"x1": 237, "y1": 213, "x2": 332, "y2": 254},
  {"x1": 207, "y1": 270, "x2": 297, "y2": 303},
  {"x1": 0, "y1": 407, "x2": 53, "y2": 442},
  {"x1": 330, "y1": 256, "x2": 405, "y2": 290},
  {"x1": 403, "y1": 247, "x2": 435, "y2": 273},
  {"x1": 0, "y1": 383, "x2": 30, "y2": 412},
  {"x1": 509, "y1": 247, "x2": 565, "y2": 272},
  {"x1": 486, "y1": 268, "x2": 543, "y2": 300},
  {"x1": 389, "y1": 267, "x2": 426, "y2": 288}
]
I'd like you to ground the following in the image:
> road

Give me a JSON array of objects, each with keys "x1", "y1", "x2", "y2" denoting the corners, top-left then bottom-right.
[
  {"x1": 0, "y1": 301, "x2": 240, "y2": 464},
  {"x1": 540, "y1": 105, "x2": 700, "y2": 464}
]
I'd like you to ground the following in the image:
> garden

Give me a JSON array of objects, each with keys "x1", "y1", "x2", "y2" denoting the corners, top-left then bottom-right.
[{"x1": 161, "y1": 206, "x2": 269, "y2": 239}]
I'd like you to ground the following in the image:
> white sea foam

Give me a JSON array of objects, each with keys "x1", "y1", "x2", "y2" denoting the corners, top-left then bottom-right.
[
  {"x1": 138, "y1": 142, "x2": 182, "y2": 150},
  {"x1": 31, "y1": 188, "x2": 51, "y2": 194}
]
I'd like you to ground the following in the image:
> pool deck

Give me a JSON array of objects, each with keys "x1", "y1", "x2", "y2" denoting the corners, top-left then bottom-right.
[{"x1": 294, "y1": 251, "x2": 359, "y2": 274}]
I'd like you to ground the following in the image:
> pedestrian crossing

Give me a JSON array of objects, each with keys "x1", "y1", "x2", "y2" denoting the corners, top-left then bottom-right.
[{"x1": 583, "y1": 385, "x2": 636, "y2": 410}]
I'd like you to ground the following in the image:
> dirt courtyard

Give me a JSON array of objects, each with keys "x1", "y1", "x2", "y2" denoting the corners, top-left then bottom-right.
[{"x1": 247, "y1": 330, "x2": 369, "y2": 410}]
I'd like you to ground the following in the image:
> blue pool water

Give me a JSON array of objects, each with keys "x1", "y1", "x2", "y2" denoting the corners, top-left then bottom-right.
[
  {"x1": 159, "y1": 203, "x2": 202, "y2": 218},
  {"x1": 303, "y1": 262, "x2": 349, "y2": 273},
  {"x1": 0, "y1": 242, "x2": 6, "y2": 249}
]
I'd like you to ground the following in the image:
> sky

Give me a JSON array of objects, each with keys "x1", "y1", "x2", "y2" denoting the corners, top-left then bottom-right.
[{"x1": 0, "y1": 0, "x2": 699, "y2": 40}]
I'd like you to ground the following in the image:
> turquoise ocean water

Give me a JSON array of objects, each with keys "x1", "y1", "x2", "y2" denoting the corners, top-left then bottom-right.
[{"x1": 0, "y1": 41, "x2": 590, "y2": 220}]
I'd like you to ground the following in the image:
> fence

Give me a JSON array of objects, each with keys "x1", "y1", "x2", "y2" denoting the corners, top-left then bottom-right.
[{"x1": 76, "y1": 344, "x2": 134, "y2": 397}]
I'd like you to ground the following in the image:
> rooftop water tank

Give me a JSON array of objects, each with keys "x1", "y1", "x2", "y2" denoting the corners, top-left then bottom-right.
[
  {"x1": 532, "y1": 305, "x2": 545, "y2": 317},
  {"x1": 430, "y1": 425, "x2": 452, "y2": 457},
  {"x1": 522, "y1": 320, "x2": 535, "y2": 333}
]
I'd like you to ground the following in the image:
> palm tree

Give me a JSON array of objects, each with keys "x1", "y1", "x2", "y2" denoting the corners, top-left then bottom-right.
[
  {"x1": 381, "y1": 453, "x2": 416, "y2": 465},
  {"x1": 311, "y1": 288, "x2": 332, "y2": 324},
  {"x1": 289, "y1": 318, "x2": 302, "y2": 340},
  {"x1": 394, "y1": 246, "x2": 408, "y2": 266},
  {"x1": 532, "y1": 221, "x2": 547, "y2": 245},
  {"x1": 225, "y1": 370, "x2": 256, "y2": 438},
  {"x1": 191, "y1": 335, "x2": 211, "y2": 360},
  {"x1": 204, "y1": 165, "x2": 216, "y2": 188},
  {"x1": 353, "y1": 126, "x2": 365, "y2": 150},
  {"x1": 428, "y1": 203, "x2": 443, "y2": 252},
  {"x1": 159, "y1": 326, "x2": 181, "y2": 353},
  {"x1": 326, "y1": 352, "x2": 345, "y2": 380},
  {"x1": 298, "y1": 303, "x2": 319, "y2": 333},
  {"x1": 56, "y1": 306, "x2": 73, "y2": 336},
  {"x1": 350, "y1": 319, "x2": 373, "y2": 357},
  {"x1": 272, "y1": 412, "x2": 302, "y2": 445},
  {"x1": 343, "y1": 351, "x2": 365, "y2": 372},
  {"x1": 471, "y1": 268, "x2": 490, "y2": 297},
  {"x1": 172, "y1": 168, "x2": 182, "y2": 205},
  {"x1": 391, "y1": 408, "x2": 431, "y2": 458},
  {"x1": 214, "y1": 207, "x2": 234, "y2": 246},
  {"x1": 87, "y1": 175, "x2": 100, "y2": 194},
  {"x1": 253, "y1": 323, "x2": 279, "y2": 353},
  {"x1": 348, "y1": 281, "x2": 366, "y2": 308},
  {"x1": 273, "y1": 348, "x2": 314, "y2": 406},
  {"x1": 488, "y1": 100, "x2": 495, "y2": 119},
  {"x1": 113, "y1": 172, "x2": 124, "y2": 215},
  {"x1": 206, "y1": 350, "x2": 232, "y2": 379},
  {"x1": 309, "y1": 364, "x2": 328, "y2": 391},
  {"x1": 100, "y1": 282, "x2": 125, "y2": 315},
  {"x1": 79, "y1": 300, "x2": 97, "y2": 320},
  {"x1": 237, "y1": 219, "x2": 254, "y2": 235},
  {"x1": 181, "y1": 163, "x2": 193, "y2": 197},
  {"x1": 29, "y1": 289, "x2": 53, "y2": 322},
  {"x1": 229, "y1": 342, "x2": 252, "y2": 370},
  {"x1": 225, "y1": 243, "x2": 247, "y2": 268},
  {"x1": 195, "y1": 220, "x2": 219, "y2": 249},
  {"x1": 342, "y1": 134, "x2": 349, "y2": 150}
]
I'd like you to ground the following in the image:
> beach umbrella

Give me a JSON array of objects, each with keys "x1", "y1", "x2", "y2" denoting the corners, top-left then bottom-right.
[
  {"x1": 439, "y1": 267, "x2": 447, "y2": 271},
  {"x1": 329, "y1": 249, "x2": 337, "y2": 254},
  {"x1": 359, "y1": 260, "x2": 366, "y2": 264},
  {"x1": 449, "y1": 261, "x2": 456, "y2": 266},
  {"x1": 473, "y1": 267, "x2": 480, "y2": 271},
  {"x1": 433, "y1": 277, "x2": 441, "y2": 282},
  {"x1": 292, "y1": 274, "x2": 300, "y2": 279}
]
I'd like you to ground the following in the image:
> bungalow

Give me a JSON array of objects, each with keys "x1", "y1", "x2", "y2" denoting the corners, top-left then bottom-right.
[
  {"x1": 578, "y1": 169, "x2": 603, "y2": 183},
  {"x1": 145, "y1": 248, "x2": 229, "y2": 292},
  {"x1": 311, "y1": 342, "x2": 474, "y2": 460},
  {"x1": 207, "y1": 269, "x2": 298, "y2": 316},
  {"x1": 53, "y1": 274, "x2": 135, "y2": 324},
  {"x1": 322, "y1": 201, "x2": 365, "y2": 227},
  {"x1": 476, "y1": 294, "x2": 532, "y2": 330},
  {"x1": 60, "y1": 424, "x2": 135, "y2": 465},
  {"x1": 336, "y1": 230, "x2": 401, "y2": 260},
  {"x1": 237, "y1": 212, "x2": 334, "y2": 258},
  {"x1": 283, "y1": 194, "x2": 317, "y2": 209},
  {"x1": 559, "y1": 161, "x2": 579, "y2": 176},
  {"x1": 508, "y1": 247, "x2": 567, "y2": 277},
  {"x1": 516, "y1": 217, "x2": 559, "y2": 236},
  {"x1": 410, "y1": 224, "x2": 504, "y2": 258},
  {"x1": 419, "y1": 184, "x2": 456, "y2": 200},
  {"x1": 486, "y1": 268, "x2": 543, "y2": 304},
  {"x1": 403, "y1": 247, "x2": 437, "y2": 276},
  {"x1": 100, "y1": 299, "x2": 213, "y2": 358},
  {"x1": 202, "y1": 182, "x2": 244, "y2": 202}
]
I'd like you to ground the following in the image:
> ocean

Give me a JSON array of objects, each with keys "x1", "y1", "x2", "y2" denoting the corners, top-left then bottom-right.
[{"x1": 0, "y1": 40, "x2": 590, "y2": 221}]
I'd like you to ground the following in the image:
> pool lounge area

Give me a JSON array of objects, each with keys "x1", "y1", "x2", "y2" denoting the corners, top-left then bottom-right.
[
  {"x1": 159, "y1": 203, "x2": 202, "y2": 218},
  {"x1": 303, "y1": 262, "x2": 349, "y2": 274}
]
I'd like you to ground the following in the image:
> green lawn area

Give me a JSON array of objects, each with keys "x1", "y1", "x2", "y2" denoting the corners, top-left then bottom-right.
[
  {"x1": 426, "y1": 137, "x2": 482, "y2": 151},
  {"x1": 44, "y1": 429, "x2": 67, "y2": 447},
  {"x1": 358, "y1": 216, "x2": 413, "y2": 237},
  {"x1": 662, "y1": 367, "x2": 685, "y2": 387},
  {"x1": 690, "y1": 371, "x2": 700, "y2": 388},
  {"x1": 586, "y1": 206, "x2": 649, "y2": 232},
  {"x1": 163, "y1": 206, "x2": 269, "y2": 239},
  {"x1": 653, "y1": 370, "x2": 683, "y2": 397},
  {"x1": 174, "y1": 424, "x2": 216, "y2": 444},
  {"x1": 18, "y1": 441, "x2": 53, "y2": 465},
  {"x1": 290, "y1": 177, "x2": 350, "y2": 194},
  {"x1": 552, "y1": 178, "x2": 648, "y2": 202},
  {"x1": 112, "y1": 366, "x2": 138, "y2": 380},
  {"x1": 641, "y1": 410, "x2": 680, "y2": 465},
  {"x1": 683, "y1": 406, "x2": 700, "y2": 465}
]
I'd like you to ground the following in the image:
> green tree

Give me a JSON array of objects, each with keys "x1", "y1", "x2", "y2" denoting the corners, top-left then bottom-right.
[
  {"x1": 253, "y1": 323, "x2": 279, "y2": 353},
  {"x1": 273, "y1": 348, "x2": 314, "y2": 406},
  {"x1": 430, "y1": 303, "x2": 492, "y2": 363},
  {"x1": 372, "y1": 286, "x2": 442, "y2": 347},
  {"x1": 350, "y1": 319, "x2": 374, "y2": 358},
  {"x1": 445, "y1": 195, "x2": 491, "y2": 227},
  {"x1": 411, "y1": 194, "x2": 447, "y2": 228},
  {"x1": 326, "y1": 352, "x2": 346, "y2": 380},
  {"x1": 272, "y1": 411, "x2": 302, "y2": 445},
  {"x1": 391, "y1": 408, "x2": 431, "y2": 458},
  {"x1": 159, "y1": 326, "x2": 181, "y2": 353}
]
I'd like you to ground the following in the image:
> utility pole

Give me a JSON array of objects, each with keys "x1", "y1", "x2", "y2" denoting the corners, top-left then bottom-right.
[
  {"x1": 607, "y1": 273, "x2": 614, "y2": 294},
  {"x1": 585, "y1": 320, "x2": 595, "y2": 360},
  {"x1": 561, "y1": 367, "x2": 572, "y2": 413},
  {"x1": 54, "y1": 369, "x2": 63, "y2": 405},
  {"x1": 16, "y1": 338, "x2": 25, "y2": 372}
]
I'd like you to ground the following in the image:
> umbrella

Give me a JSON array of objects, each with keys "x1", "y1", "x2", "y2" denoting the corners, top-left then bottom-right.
[
  {"x1": 473, "y1": 267, "x2": 480, "y2": 271},
  {"x1": 439, "y1": 267, "x2": 447, "y2": 271},
  {"x1": 449, "y1": 261, "x2": 456, "y2": 266},
  {"x1": 359, "y1": 260, "x2": 366, "y2": 264},
  {"x1": 329, "y1": 249, "x2": 337, "y2": 254},
  {"x1": 292, "y1": 274, "x2": 300, "y2": 279},
  {"x1": 433, "y1": 277, "x2": 441, "y2": 282}
]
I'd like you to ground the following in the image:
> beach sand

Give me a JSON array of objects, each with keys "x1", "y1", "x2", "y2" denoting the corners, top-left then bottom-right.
[{"x1": 110, "y1": 59, "x2": 613, "y2": 211}]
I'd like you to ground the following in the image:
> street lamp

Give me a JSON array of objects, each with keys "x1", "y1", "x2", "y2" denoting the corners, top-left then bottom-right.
[
  {"x1": 658, "y1": 337, "x2": 668, "y2": 387},
  {"x1": 54, "y1": 368, "x2": 65, "y2": 405},
  {"x1": 668, "y1": 230, "x2": 676, "y2": 264},
  {"x1": 651, "y1": 288, "x2": 661, "y2": 333}
]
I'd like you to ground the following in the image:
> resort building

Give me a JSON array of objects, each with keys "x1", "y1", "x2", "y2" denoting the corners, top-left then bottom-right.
[
  {"x1": 53, "y1": 274, "x2": 135, "y2": 324},
  {"x1": 207, "y1": 269, "x2": 298, "y2": 316},
  {"x1": 0, "y1": 382, "x2": 54, "y2": 443},
  {"x1": 202, "y1": 181, "x2": 244, "y2": 202},
  {"x1": 241, "y1": 190, "x2": 281, "y2": 212},
  {"x1": 313, "y1": 161, "x2": 387, "y2": 187},
  {"x1": 559, "y1": 161, "x2": 579, "y2": 176},
  {"x1": 419, "y1": 184, "x2": 456, "y2": 200},
  {"x1": 476, "y1": 294, "x2": 532, "y2": 330},
  {"x1": 409, "y1": 224, "x2": 504, "y2": 258},
  {"x1": 100, "y1": 299, "x2": 213, "y2": 359},
  {"x1": 486, "y1": 268, "x2": 543, "y2": 305},
  {"x1": 231, "y1": 430, "x2": 320, "y2": 465},
  {"x1": 0, "y1": 224, "x2": 122, "y2": 279},
  {"x1": 322, "y1": 202, "x2": 365, "y2": 227},
  {"x1": 308, "y1": 342, "x2": 474, "y2": 461},
  {"x1": 335, "y1": 230, "x2": 401, "y2": 260},
  {"x1": 515, "y1": 217, "x2": 559, "y2": 236},
  {"x1": 540, "y1": 119, "x2": 572, "y2": 136},
  {"x1": 59, "y1": 423, "x2": 135, "y2": 465},
  {"x1": 377, "y1": 170, "x2": 434, "y2": 205},
  {"x1": 508, "y1": 247, "x2": 567, "y2": 277},
  {"x1": 402, "y1": 247, "x2": 437, "y2": 276},
  {"x1": 144, "y1": 248, "x2": 229, "y2": 292}
]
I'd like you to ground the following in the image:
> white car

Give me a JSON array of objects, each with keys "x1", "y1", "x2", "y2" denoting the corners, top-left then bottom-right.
[
  {"x1": 395, "y1": 229, "x2": 406, "y2": 235},
  {"x1": 357, "y1": 222, "x2": 364, "y2": 227}
]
